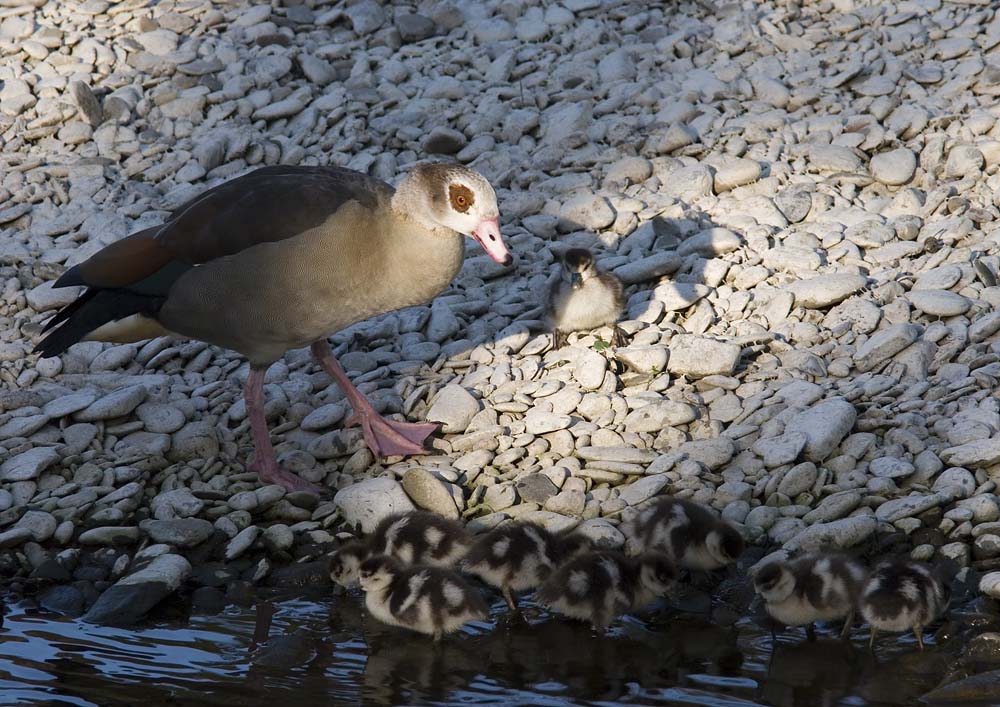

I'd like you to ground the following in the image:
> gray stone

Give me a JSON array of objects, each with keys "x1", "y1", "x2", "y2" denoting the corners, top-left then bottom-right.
[
  {"x1": 0, "y1": 447, "x2": 60, "y2": 481},
  {"x1": 676, "y1": 228, "x2": 742, "y2": 258},
  {"x1": 908, "y1": 290, "x2": 971, "y2": 317},
  {"x1": 623, "y1": 401, "x2": 697, "y2": 432},
  {"x1": 423, "y1": 127, "x2": 466, "y2": 155},
  {"x1": 869, "y1": 457, "x2": 915, "y2": 479},
  {"x1": 753, "y1": 431, "x2": 807, "y2": 468},
  {"x1": 613, "y1": 252, "x2": 681, "y2": 285},
  {"x1": 75, "y1": 385, "x2": 147, "y2": 421},
  {"x1": 870, "y1": 148, "x2": 917, "y2": 185},
  {"x1": 136, "y1": 403, "x2": 186, "y2": 434},
  {"x1": 876, "y1": 493, "x2": 946, "y2": 522},
  {"x1": 83, "y1": 554, "x2": 191, "y2": 626},
  {"x1": 79, "y1": 526, "x2": 141, "y2": 545},
  {"x1": 401, "y1": 467, "x2": 459, "y2": 518},
  {"x1": 426, "y1": 384, "x2": 479, "y2": 433},
  {"x1": 344, "y1": 0, "x2": 384, "y2": 33},
  {"x1": 151, "y1": 489, "x2": 204, "y2": 520},
  {"x1": 0, "y1": 414, "x2": 50, "y2": 441},
  {"x1": 573, "y1": 348, "x2": 608, "y2": 390},
  {"x1": 559, "y1": 194, "x2": 615, "y2": 231},
  {"x1": 942, "y1": 439, "x2": 1000, "y2": 468},
  {"x1": 141, "y1": 518, "x2": 215, "y2": 548},
  {"x1": 809, "y1": 144, "x2": 864, "y2": 171},
  {"x1": 777, "y1": 462, "x2": 818, "y2": 497},
  {"x1": 524, "y1": 410, "x2": 572, "y2": 434},
  {"x1": 618, "y1": 474, "x2": 670, "y2": 505},
  {"x1": 396, "y1": 13, "x2": 435, "y2": 42},
  {"x1": 667, "y1": 335, "x2": 741, "y2": 377},
  {"x1": 224, "y1": 525, "x2": 261, "y2": 560},
  {"x1": 333, "y1": 477, "x2": 416, "y2": 533},
  {"x1": 789, "y1": 398, "x2": 857, "y2": 463},
  {"x1": 788, "y1": 274, "x2": 866, "y2": 309},
  {"x1": 515, "y1": 474, "x2": 559, "y2": 504},
  {"x1": 853, "y1": 323, "x2": 920, "y2": 372},
  {"x1": 15, "y1": 510, "x2": 57, "y2": 542},
  {"x1": 784, "y1": 516, "x2": 876, "y2": 552},
  {"x1": 168, "y1": 421, "x2": 220, "y2": 461}
]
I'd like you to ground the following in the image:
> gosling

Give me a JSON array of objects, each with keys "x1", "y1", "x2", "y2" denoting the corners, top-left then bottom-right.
[
  {"x1": 328, "y1": 511, "x2": 472, "y2": 588},
  {"x1": 546, "y1": 247, "x2": 626, "y2": 349},
  {"x1": 859, "y1": 558, "x2": 948, "y2": 651},
  {"x1": 624, "y1": 497, "x2": 744, "y2": 572},
  {"x1": 536, "y1": 550, "x2": 676, "y2": 632},
  {"x1": 461, "y1": 521, "x2": 593, "y2": 609},
  {"x1": 358, "y1": 555, "x2": 488, "y2": 641},
  {"x1": 752, "y1": 552, "x2": 866, "y2": 640}
]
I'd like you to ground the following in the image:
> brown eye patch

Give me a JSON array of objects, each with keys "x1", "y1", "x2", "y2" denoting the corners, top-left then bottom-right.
[{"x1": 449, "y1": 184, "x2": 474, "y2": 213}]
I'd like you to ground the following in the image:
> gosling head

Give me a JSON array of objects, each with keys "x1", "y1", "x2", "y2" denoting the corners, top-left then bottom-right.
[
  {"x1": 638, "y1": 551, "x2": 677, "y2": 597},
  {"x1": 561, "y1": 247, "x2": 597, "y2": 289},
  {"x1": 753, "y1": 560, "x2": 795, "y2": 604},
  {"x1": 328, "y1": 540, "x2": 369, "y2": 588},
  {"x1": 358, "y1": 555, "x2": 401, "y2": 593},
  {"x1": 706, "y1": 524, "x2": 745, "y2": 568}
]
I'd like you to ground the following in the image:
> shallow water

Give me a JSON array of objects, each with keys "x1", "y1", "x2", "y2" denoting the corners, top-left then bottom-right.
[{"x1": 0, "y1": 587, "x2": 979, "y2": 707}]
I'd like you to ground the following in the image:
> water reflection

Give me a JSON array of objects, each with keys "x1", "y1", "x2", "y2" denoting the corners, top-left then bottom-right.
[{"x1": 0, "y1": 588, "x2": 987, "y2": 707}]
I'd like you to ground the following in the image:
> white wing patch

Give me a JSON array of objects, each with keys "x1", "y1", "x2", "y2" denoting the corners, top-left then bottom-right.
[
  {"x1": 568, "y1": 569, "x2": 590, "y2": 596},
  {"x1": 443, "y1": 581, "x2": 465, "y2": 607},
  {"x1": 425, "y1": 526, "x2": 445, "y2": 550}
]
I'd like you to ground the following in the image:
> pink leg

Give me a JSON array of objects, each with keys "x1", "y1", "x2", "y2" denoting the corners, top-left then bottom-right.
[
  {"x1": 244, "y1": 367, "x2": 321, "y2": 493},
  {"x1": 310, "y1": 342, "x2": 437, "y2": 458}
]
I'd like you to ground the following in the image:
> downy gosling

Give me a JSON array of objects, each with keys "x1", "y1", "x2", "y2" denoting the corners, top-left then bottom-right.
[
  {"x1": 753, "y1": 552, "x2": 866, "y2": 640},
  {"x1": 328, "y1": 511, "x2": 471, "y2": 588},
  {"x1": 624, "y1": 497, "x2": 744, "y2": 572},
  {"x1": 536, "y1": 550, "x2": 676, "y2": 632},
  {"x1": 546, "y1": 247, "x2": 626, "y2": 349},
  {"x1": 358, "y1": 555, "x2": 488, "y2": 641},
  {"x1": 462, "y1": 521, "x2": 593, "y2": 609},
  {"x1": 859, "y1": 558, "x2": 948, "y2": 650}
]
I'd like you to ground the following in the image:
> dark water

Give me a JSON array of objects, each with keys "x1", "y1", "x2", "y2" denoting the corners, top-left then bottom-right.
[{"x1": 0, "y1": 588, "x2": 976, "y2": 707}]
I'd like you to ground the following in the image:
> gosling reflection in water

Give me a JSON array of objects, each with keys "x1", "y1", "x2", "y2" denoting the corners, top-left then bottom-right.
[
  {"x1": 358, "y1": 606, "x2": 743, "y2": 706},
  {"x1": 757, "y1": 638, "x2": 862, "y2": 707}
]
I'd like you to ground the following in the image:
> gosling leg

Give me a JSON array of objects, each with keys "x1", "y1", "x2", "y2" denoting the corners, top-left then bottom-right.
[
  {"x1": 502, "y1": 586, "x2": 518, "y2": 611},
  {"x1": 840, "y1": 610, "x2": 854, "y2": 639},
  {"x1": 914, "y1": 625, "x2": 925, "y2": 651}
]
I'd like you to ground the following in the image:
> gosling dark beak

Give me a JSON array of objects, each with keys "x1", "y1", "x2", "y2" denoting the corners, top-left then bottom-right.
[{"x1": 570, "y1": 272, "x2": 582, "y2": 289}]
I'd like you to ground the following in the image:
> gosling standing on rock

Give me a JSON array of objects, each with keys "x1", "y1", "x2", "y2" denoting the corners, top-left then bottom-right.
[
  {"x1": 536, "y1": 550, "x2": 676, "y2": 632},
  {"x1": 546, "y1": 247, "x2": 626, "y2": 349},
  {"x1": 328, "y1": 511, "x2": 472, "y2": 588},
  {"x1": 860, "y1": 558, "x2": 948, "y2": 650},
  {"x1": 358, "y1": 555, "x2": 488, "y2": 641},
  {"x1": 752, "y1": 553, "x2": 866, "y2": 640},
  {"x1": 462, "y1": 521, "x2": 593, "y2": 609},
  {"x1": 624, "y1": 498, "x2": 744, "y2": 572}
]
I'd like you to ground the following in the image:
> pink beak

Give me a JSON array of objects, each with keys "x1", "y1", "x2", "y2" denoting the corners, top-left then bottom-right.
[{"x1": 472, "y1": 217, "x2": 512, "y2": 266}]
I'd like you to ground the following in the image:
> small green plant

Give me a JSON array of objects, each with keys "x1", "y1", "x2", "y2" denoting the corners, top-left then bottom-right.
[{"x1": 593, "y1": 336, "x2": 610, "y2": 352}]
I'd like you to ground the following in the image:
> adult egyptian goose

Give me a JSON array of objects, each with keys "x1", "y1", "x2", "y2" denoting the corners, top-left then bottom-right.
[{"x1": 35, "y1": 164, "x2": 510, "y2": 492}]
